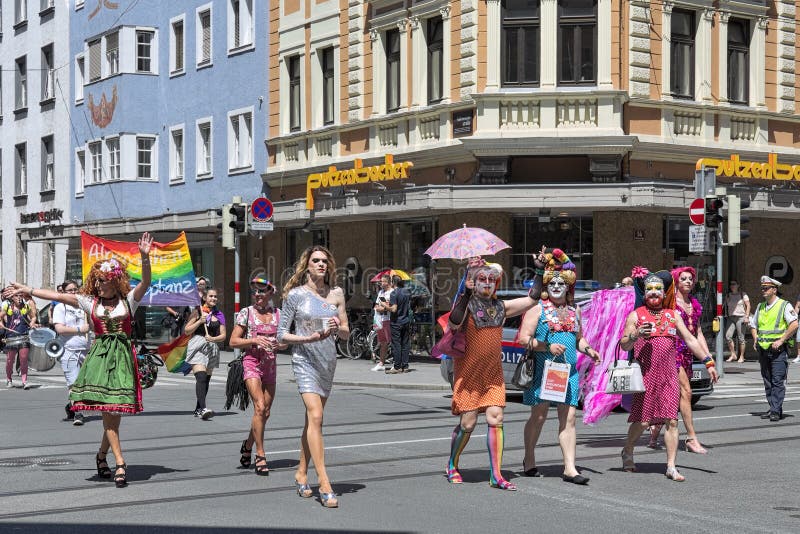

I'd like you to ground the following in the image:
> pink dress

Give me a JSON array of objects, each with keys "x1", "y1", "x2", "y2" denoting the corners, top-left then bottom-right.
[
  {"x1": 675, "y1": 296, "x2": 702, "y2": 374},
  {"x1": 627, "y1": 306, "x2": 680, "y2": 424}
]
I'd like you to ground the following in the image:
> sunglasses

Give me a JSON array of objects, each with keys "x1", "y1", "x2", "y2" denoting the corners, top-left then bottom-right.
[
  {"x1": 252, "y1": 288, "x2": 273, "y2": 295},
  {"x1": 310, "y1": 258, "x2": 328, "y2": 265},
  {"x1": 760, "y1": 286, "x2": 775, "y2": 291}
]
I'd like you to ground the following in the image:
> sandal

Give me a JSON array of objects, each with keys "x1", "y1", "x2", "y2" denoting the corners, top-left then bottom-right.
[
  {"x1": 95, "y1": 451, "x2": 112, "y2": 479},
  {"x1": 621, "y1": 448, "x2": 636, "y2": 472},
  {"x1": 445, "y1": 468, "x2": 463, "y2": 484},
  {"x1": 320, "y1": 491, "x2": 339, "y2": 508},
  {"x1": 489, "y1": 478, "x2": 517, "y2": 491},
  {"x1": 254, "y1": 455, "x2": 269, "y2": 476},
  {"x1": 239, "y1": 440, "x2": 252, "y2": 468},
  {"x1": 685, "y1": 437, "x2": 708, "y2": 454},
  {"x1": 114, "y1": 463, "x2": 128, "y2": 488},
  {"x1": 295, "y1": 479, "x2": 313, "y2": 498},
  {"x1": 665, "y1": 466, "x2": 685, "y2": 482}
]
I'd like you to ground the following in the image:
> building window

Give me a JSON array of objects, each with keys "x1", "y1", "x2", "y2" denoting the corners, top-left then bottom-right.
[
  {"x1": 670, "y1": 9, "x2": 694, "y2": 99},
  {"x1": 88, "y1": 39, "x2": 101, "y2": 82},
  {"x1": 427, "y1": 17, "x2": 444, "y2": 103},
  {"x1": 502, "y1": 0, "x2": 540, "y2": 86},
  {"x1": 41, "y1": 135, "x2": 54, "y2": 191},
  {"x1": 15, "y1": 0, "x2": 27, "y2": 25},
  {"x1": 40, "y1": 0, "x2": 54, "y2": 13},
  {"x1": 76, "y1": 149, "x2": 86, "y2": 195},
  {"x1": 228, "y1": 111, "x2": 252, "y2": 170},
  {"x1": 136, "y1": 30, "x2": 154, "y2": 73},
  {"x1": 322, "y1": 47, "x2": 335, "y2": 125},
  {"x1": 15, "y1": 56, "x2": 27, "y2": 110},
  {"x1": 106, "y1": 137, "x2": 120, "y2": 180},
  {"x1": 106, "y1": 31, "x2": 119, "y2": 76},
  {"x1": 89, "y1": 141, "x2": 102, "y2": 183},
  {"x1": 15, "y1": 143, "x2": 27, "y2": 196},
  {"x1": 558, "y1": 0, "x2": 596, "y2": 85},
  {"x1": 727, "y1": 18, "x2": 749, "y2": 105},
  {"x1": 386, "y1": 29, "x2": 401, "y2": 112},
  {"x1": 41, "y1": 44, "x2": 55, "y2": 102},
  {"x1": 171, "y1": 19, "x2": 185, "y2": 74},
  {"x1": 511, "y1": 216, "x2": 594, "y2": 283},
  {"x1": 198, "y1": 8, "x2": 212, "y2": 66},
  {"x1": 197, "y1": 120, "x2": 212, "y2": 176},
  {"x1": 229, "y1": 0, "x2": 253, "y2": 51},
  {"x1": 289, "y1": 56, "x2": 301, "y2": 131},
  {"x1": 75, "y1": 55, "x2": 85, "y2": 101},
  {"x1": 170, "y1": 128, "x2": 184, "y2": 182},
  {"x1": 137, "y1": 137, "x2": 155, "y2": 179}
]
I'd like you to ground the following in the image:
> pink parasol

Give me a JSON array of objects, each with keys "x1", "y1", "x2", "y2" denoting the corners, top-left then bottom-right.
[
  {"x1": 424, "y1": 224, "x2": 511, "y2": 260},
  {"x1": 369, "y1": 269, "x2": 412, "y2": 283}
]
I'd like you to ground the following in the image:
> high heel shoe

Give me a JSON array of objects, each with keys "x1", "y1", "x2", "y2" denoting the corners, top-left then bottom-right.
[
  {"x1": 621, "y1": 449, "x2": 636, "y2": 472},
  {"x1": 114, "y1": 463, "x2": 128, "y2": 488},
  {"x1": 320, "y1": 491, "x2": 339, "y2": 508},
  {"x1": 253, "y1": 455, "x2": 269, "y2": 476},
  {"x1": 445, "y1": 468, "x2": 463, "y2": 484},
  {"x1": 684, "y1": 437, "x2": 708, "y2": 454},
  {"x1": 665, "y1": 466, "x2": 685, "y2": 482},
  {"x1": 95, "y1": 451, "x2": 112, "y2": 479},
  {"x1": 295, "y1": 480, "x2": 313, "y2": 498},
  {"x1": 239, "y1": 440, "x2": 252, "y2": 468}
]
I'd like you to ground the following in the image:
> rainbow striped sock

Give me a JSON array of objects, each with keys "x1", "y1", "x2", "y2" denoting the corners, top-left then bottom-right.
[
  {"x1": 487, "y1": 423, "x2": 512, "y2": 488},
  {"x1": 448, "y1": 424, "x2": 471, "y2": 474}
]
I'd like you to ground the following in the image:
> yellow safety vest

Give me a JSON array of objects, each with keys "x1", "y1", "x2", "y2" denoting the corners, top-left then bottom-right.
[{"x1": 754, "y1": 298, "x2": 794, "y2": 350}]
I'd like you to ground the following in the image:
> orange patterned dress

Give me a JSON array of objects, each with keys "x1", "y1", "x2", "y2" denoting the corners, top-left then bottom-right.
[{"x1": 451, "y1": 315, "x2": 506, "y2": 415}]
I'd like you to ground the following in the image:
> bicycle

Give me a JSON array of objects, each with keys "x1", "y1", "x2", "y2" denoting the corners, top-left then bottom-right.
[{"x1": 343, "y1": 311, "x2": 374, "y2": 360}]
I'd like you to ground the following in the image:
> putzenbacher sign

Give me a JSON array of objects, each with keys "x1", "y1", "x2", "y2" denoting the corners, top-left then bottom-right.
[
  {"x1": 696, "y1": 153, "x2": 800, "y2": 180},
  {"x1": 306, "y1": 155, "x2": 413, "y2": 210}
]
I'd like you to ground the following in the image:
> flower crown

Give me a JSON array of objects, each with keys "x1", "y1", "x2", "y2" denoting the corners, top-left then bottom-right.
[{"x1": 98, "y1": 259, "x2": 125, "y2": 280}]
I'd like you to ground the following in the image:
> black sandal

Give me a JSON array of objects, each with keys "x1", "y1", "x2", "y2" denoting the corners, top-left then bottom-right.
[
  {"x1": 254, "y1": 455, "x2": 269, "y2": 476},
  {"x1": 239, "y1": 440, "x2": 252, "y2": 468},
  {"x1": 96, "y1": 451, "x2": 112, "y2": 479},
  {"x1": 114, "y1": 463, "x2": 128, "y2": 488}
]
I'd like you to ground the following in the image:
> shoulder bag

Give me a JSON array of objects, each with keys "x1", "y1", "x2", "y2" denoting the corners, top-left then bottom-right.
[
  {"x1": 605, "y1": 341, "x2": 645, "y2": 394},
  {"x1": 511, "y1": 338, "x2": 536, "y2": 390}
]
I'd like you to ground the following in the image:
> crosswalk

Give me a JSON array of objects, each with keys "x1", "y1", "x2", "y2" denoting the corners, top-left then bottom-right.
[
  {"x1": 2, "y1": 372, "x2": 229, "y2": 391},
  {"x1": 707, "y1": 382, "x2": 800, "y2": 401}
]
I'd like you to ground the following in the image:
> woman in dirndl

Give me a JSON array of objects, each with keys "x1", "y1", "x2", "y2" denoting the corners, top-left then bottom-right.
[
  {"x1": 4, "y1": 232, "x2": 153, "y2": 489},
  {"x1": 184, "y1": 287, "x2": 227, "y2": 420}
]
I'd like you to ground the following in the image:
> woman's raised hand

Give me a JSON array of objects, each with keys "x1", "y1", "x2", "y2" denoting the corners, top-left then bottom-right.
[
  {"x1": 138, "y1": 232, "x2": 154, "y2": 256},
  {"x1": 532, "y1": 245, "x2": 547, "y2": 269},
  {"x1": 2, "y1": 282, "x2": 29, "y2": 300}
]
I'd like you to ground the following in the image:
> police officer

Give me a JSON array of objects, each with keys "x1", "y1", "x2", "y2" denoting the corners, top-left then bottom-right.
[{"x1": 749, "y1": 276, "x2": 798, "y2": 422}]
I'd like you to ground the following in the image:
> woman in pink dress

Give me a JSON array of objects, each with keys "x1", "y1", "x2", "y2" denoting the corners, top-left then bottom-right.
[{"x1": 618, "y1": 271, "x2": 710, "y2": 482}]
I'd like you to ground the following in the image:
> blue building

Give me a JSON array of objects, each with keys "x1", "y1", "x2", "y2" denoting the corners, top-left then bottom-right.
[{"x1": 67, "y1": 0, "x2": 267, "y2": 298}]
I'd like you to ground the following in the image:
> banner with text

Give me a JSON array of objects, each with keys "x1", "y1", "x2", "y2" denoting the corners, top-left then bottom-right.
[{"x1": 80, "y1": 231, "x2": 201, "y2": 306}]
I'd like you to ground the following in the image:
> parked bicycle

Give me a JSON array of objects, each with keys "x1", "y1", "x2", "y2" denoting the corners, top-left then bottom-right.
[{"x1": 340, "y1": 310, "x2": 374, "y2": 360}]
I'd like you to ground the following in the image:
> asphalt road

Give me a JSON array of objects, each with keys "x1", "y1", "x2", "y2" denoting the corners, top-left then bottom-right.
[{"x1": 1, "y1": 357, "x2": 799, "y2": 534}]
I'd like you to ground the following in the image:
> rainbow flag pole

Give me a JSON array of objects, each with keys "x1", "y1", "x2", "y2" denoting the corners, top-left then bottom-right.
[{"x1": 157, "y1": 335, "x2": 192, "y2": 375}]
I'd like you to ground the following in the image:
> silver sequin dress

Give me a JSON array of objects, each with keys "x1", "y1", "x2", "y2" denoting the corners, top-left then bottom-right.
[{"x1": 277, "y1": 287, "x2": 339, "y2": 397}]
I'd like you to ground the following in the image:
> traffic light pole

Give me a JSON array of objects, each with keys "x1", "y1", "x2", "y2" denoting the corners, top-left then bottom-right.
[
  {"x1": 232, "y1": 195, "x2": 242, "y2": 359},
  {"x1": 715, "y1": 225, "x2": 724, "y2": 378}
]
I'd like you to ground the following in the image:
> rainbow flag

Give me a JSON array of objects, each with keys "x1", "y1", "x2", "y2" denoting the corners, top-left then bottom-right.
[
  {"x1": 80, "y1": 231, "x2": 201, "y2": 307},
  {"x1": 157, "y1": 335, "x2": 191, "y2": 374}
]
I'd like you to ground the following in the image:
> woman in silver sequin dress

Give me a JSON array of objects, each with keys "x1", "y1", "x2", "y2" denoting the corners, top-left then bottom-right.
[{"x1": 277, "y1": 246, "x2": 349, "y2": 508}]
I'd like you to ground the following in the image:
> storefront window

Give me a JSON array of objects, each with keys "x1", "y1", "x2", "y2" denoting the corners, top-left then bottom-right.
[
  {"x1": 663, "y1": 215, "x2": 690, "y2": 262},
  {"x1": 511, "y1": 216, "x2": 593, "y2": 283},
  {"x1": 383, "y1": 220, "x2": 434, "y2": 317}
]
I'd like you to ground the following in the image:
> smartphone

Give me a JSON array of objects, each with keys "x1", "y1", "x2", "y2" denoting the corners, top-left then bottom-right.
[{"x1": 379, "y1": 297, "x2": 387, "y2": 302}]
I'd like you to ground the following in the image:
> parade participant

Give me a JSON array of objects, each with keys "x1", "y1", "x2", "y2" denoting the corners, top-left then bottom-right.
[
  {"x1": 52, "y1": 280, "x2": 90, "y2": 425},
  {"x1": 750, "y1": 276, "x2": 798, "y2": 422},
  {"x1": 277, "y1": 246, "x2": 349, "y2": 508},
  {"x1": 371, "y1": 274, "x2": 393, "y2": 372},
  {"x1": 3, "y1": 294, "x2": 37, "y2": 389},
  {"x1": 517, "y1": 250, "x2": 601, "y2": 485},
  {"x1": 648, "y1": 267, "x2": 719, "y2": 453},
  {"x1": 618, "y1": 270, "x2": 713, "y2": 482},
  {"x1": 184, "y1": 287, "x2": 227, "y2": 420},
  {"x1": 445, "y1": 251, "x2": 543, "y2": 491},
  {"x1": 725, "y1": 280, "x2": 750, "y2": 363},
  {"x1": 4, "y1": 232, "x2": 153, "y2": 489},
  {"x1": 229, "y1": 279, "x2": 285, "y2": 474}
]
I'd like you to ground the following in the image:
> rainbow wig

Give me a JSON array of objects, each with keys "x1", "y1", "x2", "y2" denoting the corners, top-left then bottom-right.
[{"x1": 541, "y1": 248, "x2": 577, "y2": 302}]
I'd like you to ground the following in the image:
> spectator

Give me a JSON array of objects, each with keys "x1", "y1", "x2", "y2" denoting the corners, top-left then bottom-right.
[
  {"x1": 620, "y1": 277, "x2": 634, "y2": 287},
  {"x1": 47, "y1": 284, "x2": 65, "y2": 326},
  {"x1": 725, "y1": 280, "x2": 750, "y2": 363},
  {"x1": 371, "y1": 274, "x2": 393, "y2": 372},
  {"x1": 794, "y1": 293, "x2": 800, "y2": 364},
  {"x1": 52, "y1": 280, "x2": 90, "y2": 425},
  {"x1": 386, "y1": 275, "x2": 411, "y2": 374}
]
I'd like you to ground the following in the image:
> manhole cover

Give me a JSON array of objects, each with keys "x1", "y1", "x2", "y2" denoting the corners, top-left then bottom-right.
[{"x1": 0, "y1": 456, "x2": 74, "y2": 468}]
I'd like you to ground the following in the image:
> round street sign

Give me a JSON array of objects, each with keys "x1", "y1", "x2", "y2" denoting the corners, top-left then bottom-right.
[
  {"x1": 251, "y1": 197, "x2": 274, "y2": 222},
  {"x1": 689, "y1": 198, "x2": 705, "y2": 225}
]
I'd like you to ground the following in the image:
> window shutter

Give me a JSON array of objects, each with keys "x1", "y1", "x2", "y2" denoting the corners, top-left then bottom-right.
[
  {"x1": 201, "y1": 12, "x2": 211, "y2": 62},
  {"x1": 175, "y1": 22, "x2": 184, "y2": 71},
  {"x1": 89, "y1": 40, "x2": 101, "y2": 81}
]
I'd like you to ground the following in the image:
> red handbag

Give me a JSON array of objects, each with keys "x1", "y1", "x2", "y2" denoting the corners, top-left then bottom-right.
[{"x1": 431, "y1": 329, "x2": 466, "y2": 359}]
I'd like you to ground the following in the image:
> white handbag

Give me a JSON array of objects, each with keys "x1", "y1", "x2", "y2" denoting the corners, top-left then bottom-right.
[{"x1": 605, "y1": 342, "x2": 646, "y2": 394}]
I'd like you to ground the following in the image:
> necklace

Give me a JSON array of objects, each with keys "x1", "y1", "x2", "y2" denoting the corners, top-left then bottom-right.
[{"x1": 543, "y1": 300, "x2": 576, "y2": 332}]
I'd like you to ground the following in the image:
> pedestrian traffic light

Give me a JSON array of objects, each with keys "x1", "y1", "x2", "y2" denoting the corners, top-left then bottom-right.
[
  {"x1": 726, "y1": 195, "x2": 751, "y2": 244},
  {"x1": 229, "y1": 203, "x2": 248, "y2": 234},
  {"x1": 216, "y1": 203, "x2": 234, "y2": 250},
  {"x1": 705, "y1": 197, "x2": 724, "y2": 228}
]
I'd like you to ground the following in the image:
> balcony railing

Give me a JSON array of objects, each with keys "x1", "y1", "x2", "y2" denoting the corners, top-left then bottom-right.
[
  {"x1": 730, "y1": 116, "x2": 756, "y2": 141},
  {"x1": 556, "y1": 98, "x2": 598, "y2": 127},
  {"x1": 419, "y1": 115, "x2": 441, "y2": 140},
  {"x1": 378, "y1": 123, "x2": 399, "y2": 147},
  {"x1": 314, "y1": 135, "x2": 333, "y2": 158},
  {"x1": 673, "y1": 111, "x2": 703, "y2": 136},
  {"x1": 500, "y1": 100, "x2": 540, "y2": 129}
]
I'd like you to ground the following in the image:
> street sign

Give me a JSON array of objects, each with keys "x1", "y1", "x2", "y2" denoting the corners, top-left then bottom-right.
[
  {"x1": 689, "y1": 225, "x2": 709, "y2": 254},
  {"x1": 250, "y1": 221, "x2": 274, "y2": 231},
  {"x1": 689, "y1": 198, "x2": 705, "y2": 225},
  {"x1": 250, "y1": 197, "x2": 274, "y2": 222}
]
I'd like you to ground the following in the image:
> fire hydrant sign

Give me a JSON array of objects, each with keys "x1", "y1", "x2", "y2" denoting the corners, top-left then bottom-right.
[{"x1": 689, "y1": 225, "x2": 709, "y2": 254}]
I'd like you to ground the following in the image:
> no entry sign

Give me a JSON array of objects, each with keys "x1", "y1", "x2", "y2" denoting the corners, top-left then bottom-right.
[{"x1": 689, "y1": 198, "x2": 705, "y2": 225}]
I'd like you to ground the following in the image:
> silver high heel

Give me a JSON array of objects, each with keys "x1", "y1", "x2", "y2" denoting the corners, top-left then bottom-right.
[{"x1": 320, "y1": 491, "x2": 339, "y2": 508}]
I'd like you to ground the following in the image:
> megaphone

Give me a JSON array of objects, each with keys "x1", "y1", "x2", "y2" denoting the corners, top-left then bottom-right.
[{"x1": 45, "y1": 338, "x2": 65, "y2": 360}]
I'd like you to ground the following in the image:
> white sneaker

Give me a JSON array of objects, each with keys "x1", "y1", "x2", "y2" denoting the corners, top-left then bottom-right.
[
  {"x1": 200, "y1": 408, "x2": 214, "y2": 420},
  {"x1": 371, "y1": 363, "x2": 384, "y2": 372},
  {"x1": 5, "y1": 380, "x2": 11, "y2": 388},
  {"x1": 792, "y1": 356, "x2": 800, "y2": 364}
]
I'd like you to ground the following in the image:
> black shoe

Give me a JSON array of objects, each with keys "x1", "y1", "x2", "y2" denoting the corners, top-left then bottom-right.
[
  {"x1": 73, "y1": 413, "x2": 85, "y2": 426},
  {"x1": 562, "y1": 474, "x2": 590, "y2": 485},
  {"x1": 523, "y1": 467, "x2": 544, "y2": 478},
  {"x1": 769, "y1": 413, "x2": 781, "y2": 422},
  {"x1": 64, "y1": 403, "x2": 75, "y2": 421},
  {"x1": 114, "y1": 463, "x2": 128, "y2": 488}
]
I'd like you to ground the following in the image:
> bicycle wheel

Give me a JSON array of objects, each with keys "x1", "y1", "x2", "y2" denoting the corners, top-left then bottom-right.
[
  {"x1": 367, "y1": 330, "x2": 379, "y2": 360},
  {"x1": 345, "y1": 328, "x2": 367, "y2": 360},
  {"x1": 336, "y1": 337, "x2": 351, "y2": 358}
]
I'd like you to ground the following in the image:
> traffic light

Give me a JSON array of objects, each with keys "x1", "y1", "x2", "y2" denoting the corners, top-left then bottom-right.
[
  {"x1": 216, "y1": 203, "x2": 234, "y2": 250},
  {"x1": 229, "y1": 203, "x2": 248, "y2": 234},
  {"x1": 726, "y1": 195, "x2": 751, "y2": 244},
  {"x1": 705, "y1": 197, "x2": 724, "y2": 228}
]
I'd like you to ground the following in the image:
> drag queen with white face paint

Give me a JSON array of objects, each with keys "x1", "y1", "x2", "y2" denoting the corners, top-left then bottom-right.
[{"x1": 517, "y1": 250, "x2": 601, "y2": 485}]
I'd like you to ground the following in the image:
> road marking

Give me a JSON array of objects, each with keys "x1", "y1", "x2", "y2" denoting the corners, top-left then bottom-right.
[{"x1": 693, "y1": 408, "x2": 800, "y2": 421}]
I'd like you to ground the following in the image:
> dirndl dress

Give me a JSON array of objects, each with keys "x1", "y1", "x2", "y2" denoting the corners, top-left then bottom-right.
[{"x1": 69, "y1": 293, "x2": 143, "y2": 414}]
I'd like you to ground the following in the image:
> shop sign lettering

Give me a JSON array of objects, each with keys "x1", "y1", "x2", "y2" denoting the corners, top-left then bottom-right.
[
  {"x1": 20, "y1": 208, "x2": 63, "y2": 224},
  {"x1": 306, "y1": 155, "x2": 413, "y2": 210},
  {"x1": 696, "y1": 153, "x2": 800, "y2": 181}
]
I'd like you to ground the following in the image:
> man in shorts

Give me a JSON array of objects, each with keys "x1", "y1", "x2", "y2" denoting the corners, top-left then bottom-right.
[{"x1": 372, "y1": 274, "x2": 393, "y2": 371}]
